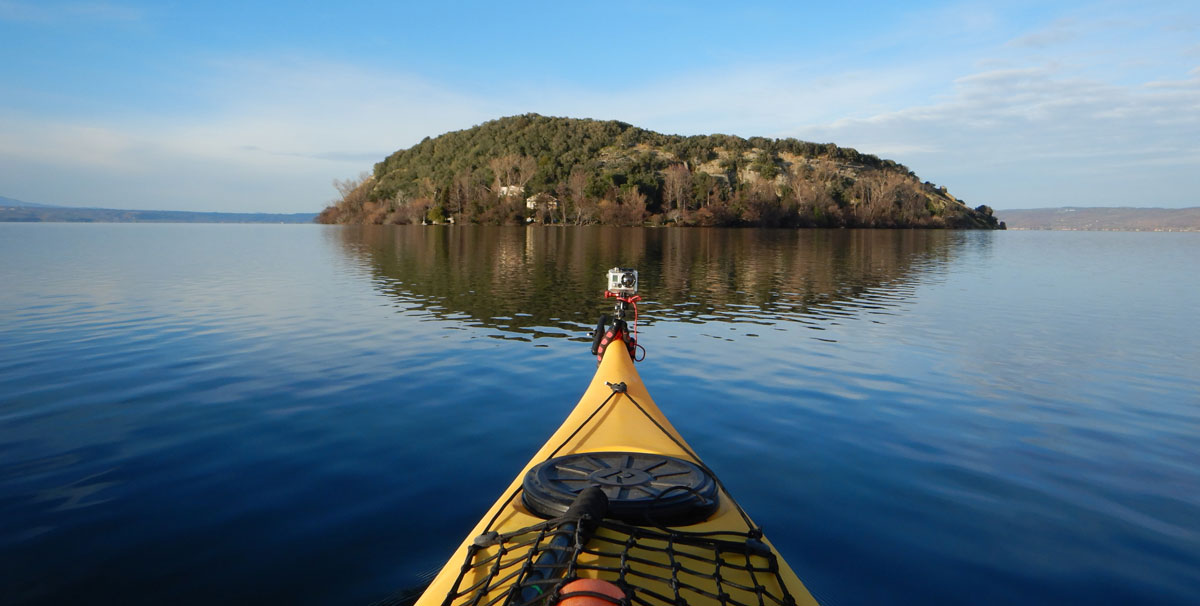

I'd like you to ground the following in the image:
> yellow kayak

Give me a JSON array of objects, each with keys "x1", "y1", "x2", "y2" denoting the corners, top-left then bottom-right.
[{"x1": 416, "y1": 279, "x2": 819, "y2": 606}]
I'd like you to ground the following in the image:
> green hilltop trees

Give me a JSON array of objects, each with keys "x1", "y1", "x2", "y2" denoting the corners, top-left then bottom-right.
[{"x1": 317, "y1": 114, "x2": 1002, "y2": 229}]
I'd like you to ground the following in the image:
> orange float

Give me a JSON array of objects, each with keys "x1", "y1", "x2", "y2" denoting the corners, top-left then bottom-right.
[{"x1": 556, "y1": 578, "x2": 625, "y2": 606}]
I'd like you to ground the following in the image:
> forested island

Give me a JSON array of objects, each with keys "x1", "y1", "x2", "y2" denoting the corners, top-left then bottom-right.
[{"x1": 318, "y1": 115, "x2": 1002, "y2": 229}]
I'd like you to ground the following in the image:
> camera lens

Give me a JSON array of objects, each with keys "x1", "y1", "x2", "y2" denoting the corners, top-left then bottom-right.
[{"x1": 621, "y1": 273, "x2": 635, "y2": 287}]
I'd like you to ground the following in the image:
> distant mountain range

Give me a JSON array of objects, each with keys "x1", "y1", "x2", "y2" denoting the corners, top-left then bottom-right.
[
  {"x1": 1, "y1": 196, "x2": 317, "y2": 223},
  {"x1": 997, "y1": 207, "x2": 1200, "y2": 231},
  {"x1": 0, "y1": 195, "x2": 60, "y2": 208}
]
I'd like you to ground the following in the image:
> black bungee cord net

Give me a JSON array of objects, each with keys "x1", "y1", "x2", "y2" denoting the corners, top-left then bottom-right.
[{"x1": 436, "y1": 385, "x2": 799, "y2": 606}]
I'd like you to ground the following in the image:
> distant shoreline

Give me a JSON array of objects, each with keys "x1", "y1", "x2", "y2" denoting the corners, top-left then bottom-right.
[
  {"x1": 996, "y1": 207, "x2": 1200, "y2": 231},
  {"x1": 0, "y1": 206, "x2": 317, "y2": 224},
  {"x1": 6, "y1": 202, "x2": 1197, "y2": 231}
]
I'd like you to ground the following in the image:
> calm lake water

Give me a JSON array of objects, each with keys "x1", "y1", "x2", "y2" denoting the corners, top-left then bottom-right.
[{"x1": 1, "y1": 224, "x2": 1197, "y2": 605}]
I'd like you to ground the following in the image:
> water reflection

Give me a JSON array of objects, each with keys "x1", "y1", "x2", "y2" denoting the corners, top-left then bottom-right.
[{"x1": 330, "y1": 226, "x2": 967, "y2": 340}]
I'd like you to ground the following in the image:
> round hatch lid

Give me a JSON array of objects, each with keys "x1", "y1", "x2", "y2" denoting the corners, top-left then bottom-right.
[{"x1": 522, "y1": 451, "x2": 719, "y2": 526}]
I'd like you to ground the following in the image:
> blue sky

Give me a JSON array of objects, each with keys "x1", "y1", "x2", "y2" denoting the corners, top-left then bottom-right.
[{"x1": 1, "y1": 0, "x2": 1197, "y2": 212}]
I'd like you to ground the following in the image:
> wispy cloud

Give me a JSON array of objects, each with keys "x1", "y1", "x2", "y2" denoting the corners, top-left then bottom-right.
[
  {"x1": 0, "y1": 1, "x2": 141, "y2": 23},
  {"x1": 796, "y1": 64, "x2": 1200, "y2": 207},
  {"x1": 501, "y1": 62, "x2": 941, "y2": 142},
  {"x1": 1007, "y1": 18, "x2": 1080, "y2": 49},
  {"x1": 0, "y1": 58, "x2": 496, "y2": 211}
]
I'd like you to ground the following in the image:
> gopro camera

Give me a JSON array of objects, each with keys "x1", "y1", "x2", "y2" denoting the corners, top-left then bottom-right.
[{"x1": 606, "y1": 267, "x2": 638, "y2": 296}]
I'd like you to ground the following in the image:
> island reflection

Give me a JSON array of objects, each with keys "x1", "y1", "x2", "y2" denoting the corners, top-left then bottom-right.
[{"x1": 329, "y1": 226, "x2": 968, "y2": 341}]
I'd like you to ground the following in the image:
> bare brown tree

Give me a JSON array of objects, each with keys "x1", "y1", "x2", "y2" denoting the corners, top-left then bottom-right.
[
  {"x1": 449, "y1": 169, "x2": 482, "y2": 221},
  {"x1": 663, "y1": 163, "x2": 692, "y2": 222},
  {"x1": 488, "y1": 154, "x2": 538, "y2": 195},
  {"x1": 334, "y1": 172, "x2": 371, "y2": 199},
  {"x1": 567, "y1": 166, "x2": 590, "y2": 225},
  {"x1": 488, "y1": 156, "x2": 510, "y2": 191},
  {"x1": 515, "y1": 155, "x2": 537, "y2": 188}
]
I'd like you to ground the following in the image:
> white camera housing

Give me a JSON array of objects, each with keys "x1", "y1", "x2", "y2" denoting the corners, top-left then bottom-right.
[{"x1": 606, "y1": 267, "x2": 638, "y2": 296}]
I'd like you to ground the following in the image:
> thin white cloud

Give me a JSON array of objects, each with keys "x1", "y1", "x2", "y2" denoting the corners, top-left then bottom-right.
[
  {"x1": 0, "y1": 116, "x2": 142, "y2": 171},
  {"x1": 179, "y1": 57, "x2": 493, "y2": 161},
  {"x1": 0, "y1": 58, "x2": 497, "y2": 212},
  {"x1": 794, "y1": 63, "x2": 1200, "y2": 207},
  {"x1": 0, "y1": 1, "x2": 141, "y2": 23},
  {"x1": 511, "y1": 63, "x2": 935, "y2": 140},
  {"x1": 1007, "y1": 19, "x2": 1080, "y2": 49}
]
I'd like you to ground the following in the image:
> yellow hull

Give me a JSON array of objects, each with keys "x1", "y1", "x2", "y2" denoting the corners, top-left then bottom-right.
[{"x1": 416, "y1": 339, "x2": 819, "y2": 606}]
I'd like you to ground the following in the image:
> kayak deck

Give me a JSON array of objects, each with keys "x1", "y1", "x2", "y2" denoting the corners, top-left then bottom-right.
[
  {"x1": 440, "y1": 508, "x2": 803, "y2": 606},
  {"x1": 415, "y1": 339, "x2": 818, "y2": 606}
]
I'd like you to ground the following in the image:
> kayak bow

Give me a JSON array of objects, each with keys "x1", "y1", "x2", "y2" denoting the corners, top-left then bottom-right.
[{"x1": 416, "y1": 320, "x2": 818, "y2": 606}]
